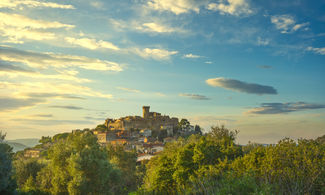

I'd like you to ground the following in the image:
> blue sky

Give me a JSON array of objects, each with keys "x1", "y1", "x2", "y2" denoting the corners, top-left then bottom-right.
[{"x1": 0, "y1": 0, "x2": 324, "y2": 144}]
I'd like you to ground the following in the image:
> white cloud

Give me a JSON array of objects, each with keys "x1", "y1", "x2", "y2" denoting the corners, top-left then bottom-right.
[
  {"x1": 205, "y1": 61, "x2": 212, "y2": 64},
  {"x1": 292, "y1": 23, "x2": 309, "y2": 31},
  {"x1": 65, "y1": 37, "x2": 120, "y2": 50},
  {"x1": 137, "y1": 22, "x2": 187, "y2": 34},
  {"x1": 147, "y1": 0, "x2": 252, "y2": 16},
  {"x1": 110, "y1": 19, "x2": 187, "y2": 34},
  {"x1": 183, "y1": 53, "x2": 201, "y2": 58},
  {"x1": 147, "y1": 0, "x2": 207, "y2": 15},
  {"x1": 306, "y1": 47, "x2": 325, "y2": 55},
  {"x1": 116, "y1": 87, "x2": 141, "y2": 93},
  {"x1": 179, "y1": 93, "x2": 210, "y2": 100},
  {"x1": 0, "y1": 68, "x2": 91, "y2": 83},
  {"x1": 0, "y1": 0, "x2": 75, "y2": 9},
  {"x1": 90, "y1": 1, "x2": 104, "y2": 10},
  {"x1": 0, "y1": 81, "x2": 113, "y2": 99},
  {"x1": 271, "y1": 15, "x2": 308, "y2": 33},
  {"x1": 133, "y1": 48, "x2": 178, "y2": 60},
  {"x1": 207, "y1": 0, "x2": 253, "y2": 16},
  {"x1": 0, "y1": 46, "x2": 123, "y2": 71},
  {"x1": 0, "y1": 12, "x2": 74, "y2": 43},
  {"x1": 257, "y1": 37, "x2": 270, "y2": 46}
]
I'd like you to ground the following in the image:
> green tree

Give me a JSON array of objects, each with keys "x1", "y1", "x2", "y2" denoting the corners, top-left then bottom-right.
[
  {"x1": 231, "y1": 138, "x2": 325, "y2": 194},
  {"x1": 0, "y1": 131, "x2": 16, "y2": 194},
  {"x1": 47, "y1": 131, "x2": 121, "y2": 195},
  {"x1": 106, "y1": 144, "x2": 137, "y2": 192},
  {"x1": 13, "y1": 157, "x2": 44, "y2": 188}
]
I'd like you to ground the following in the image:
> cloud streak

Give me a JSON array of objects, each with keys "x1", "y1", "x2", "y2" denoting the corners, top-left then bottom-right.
[
  {"x1": 133, "y1": 48, "x2": 178, "y2": 60},
  {"x1": 179, "y1": 93, "x2": 210, "y2": 100},
  {"x1": 147, "y1": 0, "x2": 252, "y2": 16},
  {"x1": 65, "y1": 37, "x2": 120, "y2": 51},
  {"x1": 0, "y1": 61, "x2": 33, "y2": 72},
  {"x1": 0, "y1": 46, "x2": 123, "y2": 71},
  {"x1": 0, "y1": 0, "x2": 74, "y2": 9},
  {"x1": 306, "y1": 47, "x2": 325, "y2": 55},
  {"x1": 246, "y1": 102, "x2": 325, "y2": 114},
  {"x1": 206, "y1": 77, "x2": 277, "y2": 95},
  {"x1": 0, "y1": 97, "x2": 45, "y2": 111},
  {"x1": 116, "y1": 87, "x2": 141, "y2": 93},
  {"x1": 0, "y1": 12, "x2": 74, "y2": 43},
  {"x1": 183, "y1": 53, "x2": 201, "y2": 58},
  {"x1": 49, "y1": 105, "x2": 84, "y2": 110}
]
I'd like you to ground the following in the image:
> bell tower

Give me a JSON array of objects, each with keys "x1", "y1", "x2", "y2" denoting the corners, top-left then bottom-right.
[{"x1": 142, "y1": 106, "x2": 150, "y2": 119}]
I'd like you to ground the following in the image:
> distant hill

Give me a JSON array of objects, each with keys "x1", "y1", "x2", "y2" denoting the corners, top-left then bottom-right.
[
  {"x1": 6, "y1": 138, "x2": 39, "y2": 152},
  {"x1": 6, "y1": 142, "x2": 28, "y2": 152}
]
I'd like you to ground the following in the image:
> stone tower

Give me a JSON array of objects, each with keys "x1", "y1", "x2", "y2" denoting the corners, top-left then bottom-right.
[{"x1": 142, "y1": 106, "x2": 150, "y2": 118}]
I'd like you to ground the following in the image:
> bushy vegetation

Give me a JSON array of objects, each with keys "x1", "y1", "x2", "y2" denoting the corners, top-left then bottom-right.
[
  {"x1": 1, "y1": 127, "x2": 324, "y2": 194},
  {"x1": 139, "y1": 126, "x2": 325, "y2": 194}
]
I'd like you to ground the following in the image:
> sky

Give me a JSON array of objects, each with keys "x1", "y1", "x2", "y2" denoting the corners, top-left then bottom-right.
[{"x1": 0, "y1": 0, "x2": 325, "y2": 144}]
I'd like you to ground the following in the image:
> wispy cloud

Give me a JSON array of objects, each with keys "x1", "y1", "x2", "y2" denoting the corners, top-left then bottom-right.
[
  {"x1": 0, "y1": 97, "x2": 45, "y2": 112},
  {"x1": 30, "y1": 114, "x2": 53, "y2": 118},
  {"x1": 133, "y1": 48, "x2": 178, "y2": 60},
  {"x1": 245, "y1": 102, "x2": 325, "y2": 114},
  {"x1": 116, "y1": 87, "x2": 141, "y2": 93},
  {"x1": 65, "y1": 37, "x2": 120, "y2": 50},
  {"x1": 306, "y1": 47, "x2": 325, "y2": 55},
  {"x1": 0, "y1": 81, "x2": 113, "y2": 99},
  {"x1": 147, "y1": 0, "x2": 253, "y2": 16},
  {"x1": 0, "y1": 61, "x2": 33, "y2": 73},
  {"x1": 0, "y1": 12, "x2": 74, "y2": 43},
  {"x1": 0, "y1": 0, "x2": 75, "y2": 9},
  {"x1": 23, "y1": 93, "x2": 85, "y2": 100},
  {"x1": 271, "y1": 15, "x2": 308, "y2": 33},
  {"x1": 258, "y1": 65, "x2": 272, "y2": 69},
  {"x1": 206, "y1": 77, "x2": 277, "y2": 95},
  {"x1": 257, "y1": 37, "x2": 270, "y2": 46},
  {"x1": 0, "y1": 65, "x2": 91, "y2": 83},
  {"x1": 0, "y1": 46, "x2": 123, "y2": 71},
  {"x1": 49, "y1": 105, "x2": 84, "y2": 110},
  {"x1": 137, "y1": 22, "x2": 188, "y2": 34},
  {"x1": 179, "y1": 93, "x2": 210, "y2": 100},
  {"x1": 207, "y1": 0, "x2": 253, "y2": 16},
  {"x1": 183, "y1": 53, "x2": 201, "y2": 58},
  {"x1": 110, "y1": 19, "x2": 188, "y2": 34}
]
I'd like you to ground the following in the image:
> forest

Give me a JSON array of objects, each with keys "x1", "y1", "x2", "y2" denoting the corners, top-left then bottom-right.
[{"x1": 0, "y1": 126, "x2": 324, "y2": 195}]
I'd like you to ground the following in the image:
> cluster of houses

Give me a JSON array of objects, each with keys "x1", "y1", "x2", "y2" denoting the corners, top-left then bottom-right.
[{"x1": 24, "y1": 106, "x2": 199, "y2": 162}]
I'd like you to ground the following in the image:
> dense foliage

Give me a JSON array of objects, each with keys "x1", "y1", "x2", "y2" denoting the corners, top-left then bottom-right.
[
  {"x1": 140, "y1": 126, "x2": 325, "y2": 194},
  {"x1": 0, "y1": 131, "x2": 16, "y2": 194},
  {"x1": 1, "y1": 126, "x2": 324, "y2": 194}
]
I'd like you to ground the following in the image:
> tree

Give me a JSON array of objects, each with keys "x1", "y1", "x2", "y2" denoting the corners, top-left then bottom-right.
[
  {"x1": 13, "y1": 157, "x2": 44, "y2": 188},
  {"x1": 106, "y1": 144, "x2": 137, "y2": 192},
  {"x1": 0, "y1": 131, "x2": 16, "y2": 194},
  {"x1": 142, "y1": 126, "x2": 243, "y2": 194},
  {"x1": 194, "y1": 125, "x2": 202, "y2": 135},
  {"x1": 231, "y1": 138, "x2": 325, "y2": 194},
  {"x1": 47, "y1": 131, "x2": 121, "y2": 194}
]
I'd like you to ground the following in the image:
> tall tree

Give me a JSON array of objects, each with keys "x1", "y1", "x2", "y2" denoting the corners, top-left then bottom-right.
[{"x1": 0, "y1": 131, "x2": 16, "y2": 194}]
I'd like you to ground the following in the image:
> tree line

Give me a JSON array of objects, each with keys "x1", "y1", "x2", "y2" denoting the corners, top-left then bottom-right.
[{"x1": 0, "y1": 126, "x2": 324, "y2": 194}]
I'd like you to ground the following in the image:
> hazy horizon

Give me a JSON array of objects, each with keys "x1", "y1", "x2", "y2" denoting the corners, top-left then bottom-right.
[{"x1": 1, "y1": 0, "x2": 324, "y2": 144}]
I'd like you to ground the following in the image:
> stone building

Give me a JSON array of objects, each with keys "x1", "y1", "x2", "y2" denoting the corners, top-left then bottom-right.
[
  {"x1": 104, "y1": 106, "x2": 179, "y2": 132},
  {"x1": 24, "y1": 149, "x2": 41, "y2": 158}
]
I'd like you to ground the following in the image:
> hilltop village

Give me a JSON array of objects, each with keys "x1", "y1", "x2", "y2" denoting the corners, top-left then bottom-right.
[
  {"x1": 93, "y1": 106, "x2": 200, "y2": 161},
  {"x1": 24, "y1": 106, "x2": 201, "y2": 161}
]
